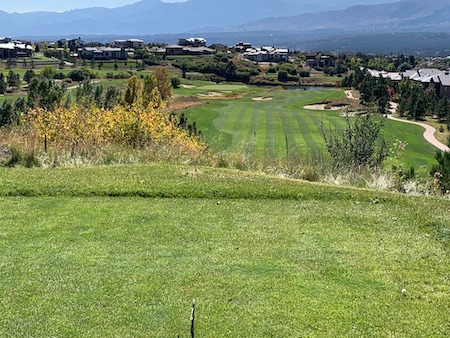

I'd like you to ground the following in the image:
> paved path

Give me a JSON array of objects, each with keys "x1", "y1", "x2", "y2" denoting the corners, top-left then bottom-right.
[
  {"x1": 345, "y1": 91, "x2": 449, "y2": 152},
  {"x1": 387, "y1": 102, "x2": 449, "y2": 152}
]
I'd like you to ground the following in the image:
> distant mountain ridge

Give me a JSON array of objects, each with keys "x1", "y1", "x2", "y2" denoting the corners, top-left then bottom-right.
[
  {"x1": 231, "y1": 0, "x2": 450, "y2": 33},
  {"x1": 1, "y1": 0, "x2": 450, "y2": 39},
  {"x1": 0, "y1": 0, "x2": 304, "y2": 36}
]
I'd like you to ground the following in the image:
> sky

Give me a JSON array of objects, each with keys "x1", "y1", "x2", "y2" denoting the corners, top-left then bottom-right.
[{"x1": 0, "y1": 0, "x2": 186, "y2": 13}]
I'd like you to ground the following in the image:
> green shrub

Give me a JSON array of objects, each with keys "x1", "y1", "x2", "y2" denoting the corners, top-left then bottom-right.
[
  {"x1": 321, "y1": 114, "x2": 390, "y2": 172},
  {"x1": 299, "y1": 70, "x2": 310, "y2": 77},
  {"x1": 3, "y1": 146, "x2": 21, "y2": 167}
]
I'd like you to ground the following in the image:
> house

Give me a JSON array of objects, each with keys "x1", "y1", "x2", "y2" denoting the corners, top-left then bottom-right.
[
  {"x1": 58, "y1": 37, "x2": 85, "y2": 51},
  {"x1": 430, "y1": 75, "x2": 450, "y2": 98},
  {"x1": 235, "y1": 42, "x2": 252, "y2": 51},
  {"x1": 0, "y1": 37, "x2": 12, "y2": 44},
  {"x1": 0, "y1": 41, "x2": 33, "y2": 59},
  {"x1": 0, "y1": 43, "x2": 15, "y2": 59},
  {"x1": 80, "y1": 47, "x2": 127, "y2": 60},
  {"x1": 157, "y1": 44, "x2": 215, "y2": 56},
  {"x1": 113, "y1": 39, "x2": 145, "y2": 50},
  {"x1": 164, "y1": 44, "x2": 185, "y2": 56},
  {"x1": 367, "y1": 69, "x2": 403, "y2": 81},
  {"x1": 242, "y1": 46, "x2": 289, "y2": 63},
  {"x1": 178, "y1": 38, "x2": 207, "y2": 47},
  {"x1": 368, "y1": 68, "x2": 450, "y2": 98},
  {"x1": 305, "y1": 53, "x2": 336, "y2": 67}
]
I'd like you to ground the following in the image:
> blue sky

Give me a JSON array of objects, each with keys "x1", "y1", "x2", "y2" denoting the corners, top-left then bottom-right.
[{"x1": 1, "y1": 0, "x2": 185, "y2": 13}]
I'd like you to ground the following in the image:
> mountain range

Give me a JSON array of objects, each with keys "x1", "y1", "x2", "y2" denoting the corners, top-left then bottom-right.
[
  {"x1": 233, "y1": 0, "x2": 450, "y2": 33},
  {"x1": 1, "y1": 0, "x2": 450, "y2": 49}
]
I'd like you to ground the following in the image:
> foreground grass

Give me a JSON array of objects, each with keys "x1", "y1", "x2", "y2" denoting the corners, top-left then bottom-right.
[{"x1": 0, "y1": 163, "x2": 449, "y2": 337}]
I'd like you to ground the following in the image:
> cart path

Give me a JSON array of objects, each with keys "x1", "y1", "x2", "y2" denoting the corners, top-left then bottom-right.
[
  {"x1": 345, "y1": 91, "x2": 449, "y2": 152},
  {"x1": 387, "y1": 102, "x2": 449, "y2": 152}
]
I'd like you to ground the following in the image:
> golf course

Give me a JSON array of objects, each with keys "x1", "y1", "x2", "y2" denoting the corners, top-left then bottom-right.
[
  {"x1": 178, "y1": 82, "x2": 437, "y2": 171},
  {"x1": 1, "y1": 78, "x2": 449, "y2": 337}
]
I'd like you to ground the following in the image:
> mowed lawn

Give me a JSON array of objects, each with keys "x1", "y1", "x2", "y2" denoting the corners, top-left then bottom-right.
[
  {"x1": 0, "y1": 164, "x2": 449, "y2": 337},
  {"x1": 182, "y1": 87, "x2": 437, "y2": 170}
]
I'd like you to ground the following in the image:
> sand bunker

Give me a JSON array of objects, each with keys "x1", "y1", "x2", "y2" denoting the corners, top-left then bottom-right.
[
  {"x1": 198, "y1": 92, "x2": 224, "y2": 97},
  {"x1": 181, "y1": 84, "x2": 196, "y2": 89},
  {"x1": 304, "y1": 104, "x2": 347, "y2": 111},
  {"x1": 252, "y1": 97, "x2": 274, "y2": 101}
]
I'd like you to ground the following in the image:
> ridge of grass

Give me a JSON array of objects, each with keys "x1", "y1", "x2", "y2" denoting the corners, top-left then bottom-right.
[{"x1": 0, "y1": 163, "x2": 433, "y2": 202}]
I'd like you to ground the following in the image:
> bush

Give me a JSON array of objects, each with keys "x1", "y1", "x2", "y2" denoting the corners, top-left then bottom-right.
[
  {"x1": 68, "y1": 69, "x2": 97, "y2": 82},
  {"x1": 321, "y1": 114, "x2": 390, "y2": 172},
  {"x1": 299, "y1": 70, "x2": 310, "y2": 78},
  {"x1": 53, "y1": 72, "x2": 66, "y2": 80},
  {"x1": 278, "y1": 71, "x2": 299, "y2": 82},
  {"x1": 3, "y1": 146, "x2": 20, "y2": 167},
  {"x1": 430, "y1": 142, "x2": 450, "y2": 193},
  {"x1": 171, "y1": 77, "x2": 181, "y2": 89}
]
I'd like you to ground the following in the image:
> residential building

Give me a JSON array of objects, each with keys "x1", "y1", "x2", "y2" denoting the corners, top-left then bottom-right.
[
  {"x1": 242, "y1": 46, "x2": 289, "y2": 63},
  {"x1": 235, "y1": 42, "x2": 252, "y2": 51},
  {"x1": 81, "y1": 47, "x2": 127, "y2": 60},
  {"x1": 156, "y1": 44, "x2": 215, "y2": 56},
  {"x1": 114, "y1": 39, "x2": 145, "y2": 49},
  {"x1": 57, "y1": 37, "x2": 85, "y2": 51},
  {"x1": 0, "y1": 41, "x2": 33, "y2": 58},
  {"x1": 305, "y1": 53, "x2": 336, "y2": 67},
  {"x1": 368, "y1": 68, "x2": 450, "y2": 98},
  {"x1": 178, "y1": 37, "x2": 207, "y2": 47}
]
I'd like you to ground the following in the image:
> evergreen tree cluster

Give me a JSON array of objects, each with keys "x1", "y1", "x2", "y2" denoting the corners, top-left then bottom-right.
[
  {"x1": 397, "y1": 78, "x2": 449, "y2": 122},
  {"x1": 342, "y1": 68, "x2": 392, "y2": 114}
]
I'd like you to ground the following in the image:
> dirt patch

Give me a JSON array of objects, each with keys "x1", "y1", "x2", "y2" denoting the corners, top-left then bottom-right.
[
  {"x1": 252, "y1": 97, "x2": 274, "y2": 101},
  {"x1": 163, "y1": 97, "x2": 204, "y2": 113}
]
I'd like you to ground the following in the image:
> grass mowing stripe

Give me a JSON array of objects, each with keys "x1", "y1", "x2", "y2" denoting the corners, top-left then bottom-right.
[
  {"x1": 264, "y1": 102, "x2": 277, "y2": 160},
  {"x1": 245, "y1": 102, "x2": 261, "y2": 157},
  {"x1": 272, "y1": 104, "x2": 290, "y2": 159},
  {"x1": 279, "y1": 110, "x2": 298, "y2": 160},
  {"x1": 302, "y1": 111, "x2": 323, "y2": 147},
  {"x1": 293, "y1": 109, "x2": 322, "y2": 154},
  {"x1": 254, "y1": 104, "x2": 268, "y2": 159},
  {"x1": 228, "y1": 103, "x2": 249, "y2": 150},
  {"x1": 286, "y1": 109, "x2": 311, "y2": 157}
]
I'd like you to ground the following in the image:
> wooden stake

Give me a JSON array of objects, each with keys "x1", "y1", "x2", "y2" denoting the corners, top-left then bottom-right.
[{"x1": 190, "y1": 299, "x2": 195, "y2": 338}]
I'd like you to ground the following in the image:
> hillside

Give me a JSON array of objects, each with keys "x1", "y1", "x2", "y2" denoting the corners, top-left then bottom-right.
[{"x1": 0, "y1": 163, "x2": 449, "y2": 336}]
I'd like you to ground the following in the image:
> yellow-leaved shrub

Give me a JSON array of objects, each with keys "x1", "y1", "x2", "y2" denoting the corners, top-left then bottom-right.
[{"x1": 26, "y1": 103, "x2": 206, "y2": 156}]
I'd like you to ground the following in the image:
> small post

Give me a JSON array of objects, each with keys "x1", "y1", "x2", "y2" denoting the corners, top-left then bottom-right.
[
  {"x1": 190, "y1": 299, "x2": 195, "y2": 338},
  {"x1": 285, "y1": 134, "x2": 289, "y2": 161},
  {"x1": 44, "y1": 135, "x2": 47, "y2": 153}
]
